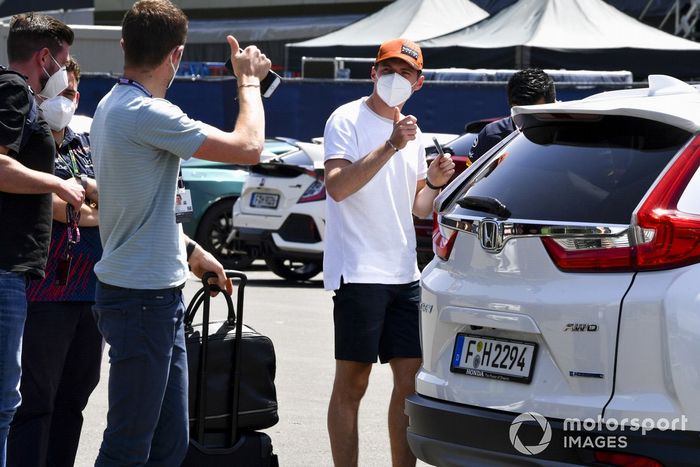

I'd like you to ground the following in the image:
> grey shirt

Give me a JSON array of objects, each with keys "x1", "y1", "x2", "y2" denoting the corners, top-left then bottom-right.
[{"x1": 91, "y1": 83, "x2": 209, "y2": 289}]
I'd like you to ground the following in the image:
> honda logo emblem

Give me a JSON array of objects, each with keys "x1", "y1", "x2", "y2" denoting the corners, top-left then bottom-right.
[{"x1": 478, "y1": 219, "x2": 502, "y2": 251}]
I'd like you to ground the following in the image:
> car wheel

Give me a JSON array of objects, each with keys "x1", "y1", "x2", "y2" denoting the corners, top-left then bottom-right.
[
  {"x1": 264, "y1": 258, "x2": 322, "y2": 281},
  {"x1": 195, "y1": 198, "x2": 254, "y2": 270}
]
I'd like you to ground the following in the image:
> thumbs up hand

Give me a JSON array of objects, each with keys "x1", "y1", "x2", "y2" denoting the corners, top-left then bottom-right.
[
  {"x1": 388, "y1": 106, "x2": 418, "y2": 152},
  {"x1": 227, "y1": 34, "x2": 271, "y2": 83}
]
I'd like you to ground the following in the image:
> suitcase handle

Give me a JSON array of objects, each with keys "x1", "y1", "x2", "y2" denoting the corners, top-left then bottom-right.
[
  {"x1": 187, "y1": 270, "x2": 247, "y2": 447},
  {"x1": 185, "y1": 270, "x2": 247, "y2": 327}
]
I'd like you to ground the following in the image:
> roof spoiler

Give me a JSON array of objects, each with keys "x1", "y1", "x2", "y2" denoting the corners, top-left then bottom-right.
[{"x1": 647, "y1": 75, "x2": 697, "y2": 96}]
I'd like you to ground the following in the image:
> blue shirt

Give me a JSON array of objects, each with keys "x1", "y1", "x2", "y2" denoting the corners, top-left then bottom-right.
[
  {"x1": 468, "y1": 116, "x2": 516, "y2": 162},
  {"x1": 91, "y1": 82, "x2": 209, "y2": 289},
  {"x1": 27, "y1": 128, "x2": 102, "y2": 302}
]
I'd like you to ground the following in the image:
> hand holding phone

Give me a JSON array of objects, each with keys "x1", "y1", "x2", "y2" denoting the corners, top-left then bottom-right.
[
  {"x1": 225, "y1": 58, "x2": 281, "y2": 98},
  {"x1": 432, "y1": 136, "x2": 451, "y2": 159}
]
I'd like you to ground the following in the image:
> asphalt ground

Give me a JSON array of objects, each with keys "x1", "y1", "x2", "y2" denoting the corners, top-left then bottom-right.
[{"x1": 74, "y1": 264, "x2": 430, "y2": 466}]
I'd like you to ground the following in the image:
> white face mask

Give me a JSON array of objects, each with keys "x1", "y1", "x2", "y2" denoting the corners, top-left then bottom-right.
[
  {"x1": 40, "y1": 96, "x2": 76, "y2": 131},
  {"x1": 39, "y1": 54, "x2": 69, "y2": 99},
  {"x1": 168, "y1": 47, "x2": 182, "y2": 89},
  {"x1": 376, "y1": 72, "x2": 415, "y2": 107}
]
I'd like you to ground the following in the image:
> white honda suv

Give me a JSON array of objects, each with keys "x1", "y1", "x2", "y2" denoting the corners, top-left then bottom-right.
[{"x1": 407, "y1": 76, "x2": 700, "y2": 466}]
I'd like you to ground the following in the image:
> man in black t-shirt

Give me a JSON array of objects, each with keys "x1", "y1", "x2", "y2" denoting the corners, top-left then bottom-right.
[
  {"x1": 8, "y1": 58, "x2": 104, "y2": 467},
  {"x1": 0, "y1": 14, "x2": 83, "y2": 466},
  {"x1": 468, "y1": 69, "x2": 556, "y2": 162}
]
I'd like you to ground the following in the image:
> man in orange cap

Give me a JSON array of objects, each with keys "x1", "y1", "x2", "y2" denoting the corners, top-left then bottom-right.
[{"x1": 323, "y1": 38, "x2": 455, "y2": 466}]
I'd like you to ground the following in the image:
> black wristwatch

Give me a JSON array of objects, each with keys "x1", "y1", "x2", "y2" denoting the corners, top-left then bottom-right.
[{"x1": 186, "y1": 240, "x2": 197, "y2": 260}]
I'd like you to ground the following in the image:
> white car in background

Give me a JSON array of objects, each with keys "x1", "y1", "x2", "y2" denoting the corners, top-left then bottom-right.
[
  {"x1": 230, "y1": 134, "x2": 457, "y2": 281},
  {"x1": 230, "y1": 142, "x2": 326, "y2": 281},
  {"x1": 407, "y1": 76, "x2": 700, "y2": 466}
]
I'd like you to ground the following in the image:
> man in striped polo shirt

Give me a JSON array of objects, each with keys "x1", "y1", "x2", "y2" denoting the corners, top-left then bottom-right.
[{"x1": 90, "y1": 1, "x2": 271, "y2": 465}]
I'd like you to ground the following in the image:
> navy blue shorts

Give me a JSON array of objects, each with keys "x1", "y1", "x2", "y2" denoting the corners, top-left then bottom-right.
[{"x1": 332, "y1": 280, "x2": 421, "y2": 364}]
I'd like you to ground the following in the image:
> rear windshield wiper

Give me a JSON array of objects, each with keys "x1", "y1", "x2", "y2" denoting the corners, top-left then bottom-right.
[{"x1": 457, "y1": 195, "x2": 511, "y2": 219}]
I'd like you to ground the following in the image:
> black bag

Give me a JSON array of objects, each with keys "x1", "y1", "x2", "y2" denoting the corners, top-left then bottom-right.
[
  {"x1": 183, "y1": 431, "x2": 277, "y2": 467},
  {"x1": 183, "y1": 271, "x2": 278, "y2": 466}
]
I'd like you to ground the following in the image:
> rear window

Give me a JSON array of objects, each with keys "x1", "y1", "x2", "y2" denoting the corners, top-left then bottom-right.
[
  {"x1": 449, "y1": 116, "x2": 692, "y2": 225},
  {"x1": 445, "y1": 132, "x2": 478, "y2": 157}
]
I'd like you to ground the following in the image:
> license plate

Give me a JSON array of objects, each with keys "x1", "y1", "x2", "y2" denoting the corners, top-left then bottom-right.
[
  {"x1": 451, "y1": 334, "x2": 537, "y2": 384},
  {"x1": 250, "y1": 192, "x2": 280, "y2": 209}
]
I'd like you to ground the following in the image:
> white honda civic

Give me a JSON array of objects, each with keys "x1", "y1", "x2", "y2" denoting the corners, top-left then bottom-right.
[
  {"x1": 408, "y1": 76, "x2": 700, "y2": 466},
  {"x1": 230, "y1": 134, "x2": 457, "y2": 281}
]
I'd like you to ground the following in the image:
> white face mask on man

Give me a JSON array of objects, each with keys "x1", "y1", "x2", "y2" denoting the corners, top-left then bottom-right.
[
  {"x1": 40, "y1": 95, "x2": 76, "y2": 131},
  {"x1": 168, "y1": 46, "x2": 183, "y2": 89},
  {"x1": 39, "y1": 54, "x2": 69, "y2": 99},
  {"x1": 376, "y1": 72, "x2": 416, "y2": 107}
]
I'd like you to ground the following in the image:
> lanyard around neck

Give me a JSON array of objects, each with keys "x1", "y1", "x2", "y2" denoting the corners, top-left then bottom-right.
[
  {"x1": 64, "y1": 147, "x2": 80, "y2": 177},
  {"x1": 117, "y1": 78, "x2": 153, "y2": 98}
]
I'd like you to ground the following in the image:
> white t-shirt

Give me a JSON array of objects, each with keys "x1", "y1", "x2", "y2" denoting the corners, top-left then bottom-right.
[{"x1": 323, "y1": 97, "x2": 427, "y2": 290}]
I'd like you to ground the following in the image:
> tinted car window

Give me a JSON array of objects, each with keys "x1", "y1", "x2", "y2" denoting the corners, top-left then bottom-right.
[
  {"x1": 445, "y1": 132, "x2": 478, "y2": 156},
  {"x1": 451, "y1": 116, "x2": 691, "y2": 224}
]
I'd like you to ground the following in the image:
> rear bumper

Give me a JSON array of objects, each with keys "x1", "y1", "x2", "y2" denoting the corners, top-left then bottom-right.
[
  {"x1": 405, "y1": 393, "x2": 699, "y2": 467},
  {"x1": 230, "y1": 228, "x2": 322, "y2": 261}
]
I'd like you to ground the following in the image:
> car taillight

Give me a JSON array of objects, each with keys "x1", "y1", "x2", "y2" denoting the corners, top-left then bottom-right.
[
  {"x1": 543, "y1": 135, "x2": 700, "y2": 272},
  {"x1": 433, "y1": 212, "x2": 457, "y2": 261},
  {"x1": 298, "y1": 178, "x2": 326, "y2": 203},
  {"x1": 634, "y1": 135, "x2": 700, "y2": 270},
  {"x1": 541, "y1": 235, "x2": 635, "y2": 272},
  {"x1": 594, "y1": 451, "x2": 662, "y2": 466}
]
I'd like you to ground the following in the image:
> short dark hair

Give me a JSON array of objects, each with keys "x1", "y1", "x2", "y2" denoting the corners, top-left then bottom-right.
[
  {"x1": 121, "y1": 0, "x2": 188, "y2": 70},
  {"x1": 507, "y1": 68, "x2": 556, "y2": 107},
  {"x1": 7, "y1": 13, "x2": 74, "y2": 63},
  {"x1": 66, "y1": 56, "x2": 80, "y2": 82}
]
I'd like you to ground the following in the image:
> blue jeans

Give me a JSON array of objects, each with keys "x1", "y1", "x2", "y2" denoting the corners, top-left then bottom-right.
[
  {"x1": 0, "y1": 270, "x2": 27, "y2": 467},
  {"x1": 8, "y1": 301, "x2": 103, "y2": 467},
  {"x1": 93, "y1": 282, "x2": 188, "y2": 467}
]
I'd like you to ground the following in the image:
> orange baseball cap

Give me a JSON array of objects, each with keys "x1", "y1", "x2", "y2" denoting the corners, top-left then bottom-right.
[{"x1": 375, "y1": 38, "x2": 423, "y2": 71}]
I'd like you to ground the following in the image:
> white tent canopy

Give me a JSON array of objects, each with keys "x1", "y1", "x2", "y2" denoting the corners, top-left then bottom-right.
[
  {"x1": 414, "y1": 0, "x2": 700, "y2": 79},
  {"x1": 285, "y1": 0, "x2": 490, "y2": 71},
  {"x1": 421, "y1": 0, "x2": 700, "y2": 50},
  {"x1": 292, "y1": 0, "x2": 489, "y2": 46}
]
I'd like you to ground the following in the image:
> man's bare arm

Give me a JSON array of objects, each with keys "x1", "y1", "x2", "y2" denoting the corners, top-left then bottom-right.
[
  {"x1": 194, "y1": 36, "x2": 268, "y2": 165},
  {"x1": 184, "y1": 234, "x2": 233, "y2": 296},
  {"x1": 325, "y1": 109, "x2": 418, "y2": 202},
  {"x1": 52, "y1": 193, "x2": 99, "y2": 227},
  {"x1": 412, "y1": 152, "x2": 455, "y2": 218},
  {"x1": 325, "y1": 142, "x2": 397, "y2": 202},
  {"x1": 0, "y1": 148, "x2": 85, "y2": 209}
]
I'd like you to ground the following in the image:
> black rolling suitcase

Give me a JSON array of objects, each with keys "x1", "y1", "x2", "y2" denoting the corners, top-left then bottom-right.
[{"x1": 182, "y1": 271, "x2": 279, "y2": 466}]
